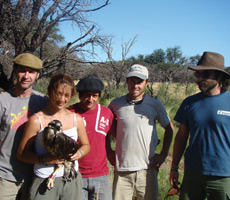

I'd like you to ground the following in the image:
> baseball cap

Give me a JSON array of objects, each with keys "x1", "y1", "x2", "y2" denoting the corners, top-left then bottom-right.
[
  {"x1": 126, "y1": 64, "x2": 148, "y2": 80},
  {"x1": 13, "y1": 53, "x2": 43, "y2": 69}
]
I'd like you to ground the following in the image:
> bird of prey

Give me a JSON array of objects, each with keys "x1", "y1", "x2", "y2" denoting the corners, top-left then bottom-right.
[{"x1": 43, "y1": 120, "x2": 79, "y2": 189}]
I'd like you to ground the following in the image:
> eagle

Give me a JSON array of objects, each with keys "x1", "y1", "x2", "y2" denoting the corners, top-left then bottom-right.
[{"x1": 43, "y1": 120, "x2": 79, "y2": 189}]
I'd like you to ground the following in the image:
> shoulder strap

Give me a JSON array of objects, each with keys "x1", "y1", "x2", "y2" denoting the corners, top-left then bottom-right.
[
  {"x1": 73, "y1": 113, "x2": 77, "y2": 127},
  {"x1": 34, "y1": 113, "x2": 43, "y2": 130}
]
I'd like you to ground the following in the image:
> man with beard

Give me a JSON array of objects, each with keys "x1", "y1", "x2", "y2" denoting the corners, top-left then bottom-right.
[{"x1": 169, "y1": 52, "x2": 230, "y2": 200}]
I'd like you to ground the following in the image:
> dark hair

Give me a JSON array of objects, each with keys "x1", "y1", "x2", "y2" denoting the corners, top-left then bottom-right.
[
  {"x1": 215, "y1": 71, "x2": 230, "y2": 92},
  {"x1": 47, "y1": 73, "x2": 76, "y2": 99},
  {"x1": 78, "y1": 91, "x2": 101, "y2": 99}
]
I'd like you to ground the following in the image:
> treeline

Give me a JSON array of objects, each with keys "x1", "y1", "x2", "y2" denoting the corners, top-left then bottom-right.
[
  {"x1": 66, "y1": 46, "x2": 197, "y2": 98},
  {"x1": 1, "y1": 1, "x2": 230, "y2": 94}
]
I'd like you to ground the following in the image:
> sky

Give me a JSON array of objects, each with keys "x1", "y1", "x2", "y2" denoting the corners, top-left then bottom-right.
[{"x1": 59, "y1": 0, "x2": 230, "y2": 66}]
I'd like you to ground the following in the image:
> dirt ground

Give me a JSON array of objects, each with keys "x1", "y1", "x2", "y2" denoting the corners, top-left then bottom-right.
[{"x1": 161, "y1": 155, "x2": 184, "y2": 170}]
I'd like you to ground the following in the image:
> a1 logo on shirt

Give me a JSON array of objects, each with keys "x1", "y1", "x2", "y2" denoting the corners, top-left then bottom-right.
[{"x1": 99, "y1": 116, "x2": 109, "y2": 130}]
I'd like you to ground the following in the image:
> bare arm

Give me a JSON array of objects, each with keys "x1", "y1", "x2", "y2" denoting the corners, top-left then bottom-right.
[
  {"x1": 70, "y1": 113, "x2": 90, "y2": 161},
  {"x1": 106, "y1": 134, "x2": 116, "y2": 166},
  {"x1": 149, "y1": 121, "x2": 174, "y2": 169},
  {"x1": 169, "y1": 123, "x2": 189, "y2": 186},
  {"x1": 160, "y1": 121, "x2": 174, "y2": 156},
  {"x1": 17, "y1": 114, "x2": 63, "y2": 165},
  {"x1": 106, "y1": 118, "x2": 117, "y2": 166}
]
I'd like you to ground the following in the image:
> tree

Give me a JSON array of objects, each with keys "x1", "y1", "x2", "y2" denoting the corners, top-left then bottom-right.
[
  {"x1": 0, "y1": 0, "x2": 110, "y2": 90},
  {"x1": 102, "y1": 35, "x2": 138, "y2": 89},
  {"x1": 145, "y1": 48, "x2": 165, "y2": 64},
  {"x1": 165, "y1": 46, "x2": 184, "y2": 64},
  {"x1": 189, "y1": 54, "x2": 201, "y2": 66}
]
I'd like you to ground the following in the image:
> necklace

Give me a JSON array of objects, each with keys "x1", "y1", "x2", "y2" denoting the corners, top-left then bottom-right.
[{"x1": 126, "y1": 94, "x2": 145, "y2": 105}]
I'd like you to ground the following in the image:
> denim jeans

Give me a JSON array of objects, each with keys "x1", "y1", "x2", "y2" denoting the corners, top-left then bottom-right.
[{"x1": 82, "y1": 175, "x2": 112, "y2": 200}]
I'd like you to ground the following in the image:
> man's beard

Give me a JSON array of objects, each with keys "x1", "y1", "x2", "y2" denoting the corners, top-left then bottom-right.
[{"x1": 198, "y1": 81, "x2": 217, "y2": 93}]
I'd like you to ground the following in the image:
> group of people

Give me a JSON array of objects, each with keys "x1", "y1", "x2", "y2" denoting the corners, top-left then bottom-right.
[{"x1": 0, "y1": 51, "x2": 229, "y2": 200}]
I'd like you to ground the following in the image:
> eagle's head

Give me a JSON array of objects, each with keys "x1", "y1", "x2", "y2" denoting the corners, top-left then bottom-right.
[{"x1": 48, "y1": 120, "x2": 62, "y2": 132}]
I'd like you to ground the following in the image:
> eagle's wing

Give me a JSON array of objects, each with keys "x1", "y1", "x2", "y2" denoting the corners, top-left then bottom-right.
[{"x1": 43, "y1": 120, "x2": 79, "y2": 187}]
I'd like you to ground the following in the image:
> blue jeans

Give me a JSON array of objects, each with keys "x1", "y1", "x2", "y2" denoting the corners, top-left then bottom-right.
[{"x1": 82, "y1": 175, "x2": 112, "y2": 200}]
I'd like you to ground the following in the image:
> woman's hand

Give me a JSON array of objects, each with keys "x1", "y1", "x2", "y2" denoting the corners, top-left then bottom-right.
[{"x1": 68, "y1": 149, "x2": 84, "y2": 161}]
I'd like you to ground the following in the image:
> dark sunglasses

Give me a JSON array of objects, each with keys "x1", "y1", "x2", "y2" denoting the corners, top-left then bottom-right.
[{"x1": 194, "y1": 71, "x2": 215, "y2": 79}]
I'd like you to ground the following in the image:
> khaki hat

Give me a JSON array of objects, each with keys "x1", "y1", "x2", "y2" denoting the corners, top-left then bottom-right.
[
  {"x1": 126, "y1": 64, "x2": 148, "y2": 80},
  {"x1": 188, "y1": 51, "x2": 230, "y2": 78},
  {"x1": 13, "y1": 53, "x2": 43, "y2": 69}
]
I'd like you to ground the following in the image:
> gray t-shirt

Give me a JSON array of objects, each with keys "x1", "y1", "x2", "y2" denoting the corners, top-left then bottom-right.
[
  {"x1": 0, "y1": 89, "x2": 47, "y2": 182},
  {"x1": 109, "y1": 94, "x2": 169, "y2": 171}
]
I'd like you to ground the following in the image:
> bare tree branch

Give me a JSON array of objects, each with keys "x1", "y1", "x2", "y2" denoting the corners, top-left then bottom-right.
[{"x1": 0, "y1": 0, "x2": 111, "y2": 90}]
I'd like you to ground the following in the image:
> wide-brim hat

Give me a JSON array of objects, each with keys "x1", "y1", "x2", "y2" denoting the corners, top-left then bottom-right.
[
  {"x1": 188, "y1": 51, "x2": 230, "y2": 78},
  {"x1": 76, "y1": 76, "x2": 104, "y2": 92},
  {"x1": 13, "y1": 53, "x2": 43, "y2": 69},
  {"x1": 126, "y1": 64, "x2": 148, "y2": 80}
]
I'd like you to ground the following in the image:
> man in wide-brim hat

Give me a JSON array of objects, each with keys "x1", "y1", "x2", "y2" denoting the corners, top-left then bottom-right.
[
  {"x1": 189, "y1": 51, "x2": 230, "y2": 93},
  {"x1": 170, "y1": 52, "x2": 230, "y2": 200}
]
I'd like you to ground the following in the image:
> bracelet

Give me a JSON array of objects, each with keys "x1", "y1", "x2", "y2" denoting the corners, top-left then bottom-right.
[
  {"x1": 79, "y1": 149, "x2": 84, "y2": 157},
  {"x1": 171, "y1": 167, "x2": 178, "y2": 171}
]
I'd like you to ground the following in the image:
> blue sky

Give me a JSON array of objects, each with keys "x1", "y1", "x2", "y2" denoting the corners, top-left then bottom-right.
[{"x1": 60, "y1": 0, "x2": 230, "y2": 66}]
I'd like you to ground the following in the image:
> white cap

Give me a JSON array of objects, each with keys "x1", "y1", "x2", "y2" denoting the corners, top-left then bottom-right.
[{"x1": 126, "y1": 64, "x2": 148, "y2": 80}]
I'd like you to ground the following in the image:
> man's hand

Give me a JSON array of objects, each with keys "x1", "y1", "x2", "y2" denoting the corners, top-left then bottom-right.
[
  {"x1": 107, "y1": 150, "x2": 116, "y2": 166},
  {"x1": 149, "y1": 153, "x2": 167, "y2": 169},
  {"x1": 169, "y1": 169, "x2": 180, "y2": 186}
]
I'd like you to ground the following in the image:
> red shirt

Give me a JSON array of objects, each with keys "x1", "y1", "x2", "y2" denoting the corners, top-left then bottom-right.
[{"x1": 70, "y1": 104, "x2": 114, "y2": 178}]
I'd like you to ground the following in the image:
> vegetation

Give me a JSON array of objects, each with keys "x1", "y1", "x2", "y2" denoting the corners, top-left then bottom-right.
[
  {"x1": 0, "y1": 1, "x2": 202, "y2": 94},
  {"x1": 0, "y1": 0, "x2": 111, "y2": 90}
]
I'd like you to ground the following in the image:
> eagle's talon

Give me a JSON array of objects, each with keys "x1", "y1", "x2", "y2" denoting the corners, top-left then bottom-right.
[{"x1": 46, "y1": 178, "x2": 54, "y2": 189}]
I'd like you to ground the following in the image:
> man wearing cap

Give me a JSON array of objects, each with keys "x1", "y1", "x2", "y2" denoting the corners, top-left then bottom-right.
[
  {"x1": 170, "y1": 52, "x2": 230, "y2": 199},
  {"x1": 108, "y1": 64, "x2": 174, "y2": 200},
  {"x1": 0, "y1": 53, "x2": 47, "y2": 199},
  {"x1": 69, "y1": 76, "x2": 115, "y2": 200}
]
